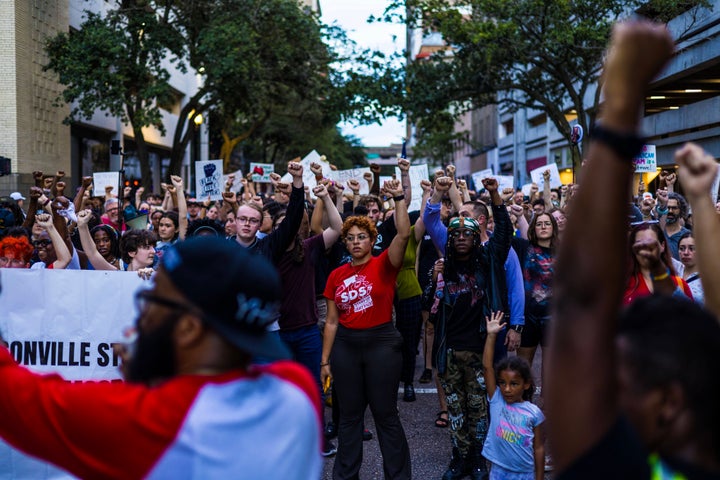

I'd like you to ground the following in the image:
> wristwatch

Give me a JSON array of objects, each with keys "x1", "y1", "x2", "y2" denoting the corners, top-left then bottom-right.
[{"x1": 509, "y1": 325, "x2": 524, "y2": 334}]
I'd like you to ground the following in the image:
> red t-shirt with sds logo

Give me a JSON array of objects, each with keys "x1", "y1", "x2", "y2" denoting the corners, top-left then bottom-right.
[{"x1": 324, "y1": 250, "x2": 399, "y2": 329}]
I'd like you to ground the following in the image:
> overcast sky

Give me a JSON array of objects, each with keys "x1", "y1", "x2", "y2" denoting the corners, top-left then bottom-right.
[{"x1": 321, "y1": 0, "x2": 406, "y2": 147}]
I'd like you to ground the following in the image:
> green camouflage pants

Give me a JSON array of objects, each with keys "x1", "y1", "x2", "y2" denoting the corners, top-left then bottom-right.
[{"x1": 439, "y1": 349, "x2": 489, "y2": 457}]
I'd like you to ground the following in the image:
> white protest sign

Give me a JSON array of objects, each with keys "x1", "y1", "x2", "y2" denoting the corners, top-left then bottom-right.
[
  {"x1": 530, "y1": 162, "x2": 562, "y2": 189},
  {"x1": 471, "y1": 169, "x2": 494, "y2": 190},
  {"x1": 329, "y1": 167, "x2": 372, "y2": 195},
  {"x1": 280, "y1": 151, "x2": 332, "y2": 198},
  {"x1": 0, "y1": 269, "x2": 145, "y2": 480},
  {"x1": 249, "y1": 163, "x2": 274, "y2": 183},
  {"x1": 521, "y1": 183, "x2": 533, "y2": 197},
  {"x1": 495, "y1": 175, "x2": 515, "y2": 193},
  {"x1": 394, "y1": 164, "x2": 429, "y2": 212},
  {"x1": 633, "y1": 145, "x2": 657, "y2": 173},
  {"x1": 222, "y1": 169, "x2": 243, "y2": 193},
  {"x1": 711, "y1": 161, "x2": 720, "y2": 203},
  {"x1": 92, "y1": 172, "x2": 120, "y2": 198},
  {"x1": 195, "y1": 159, "x2": 223, "y2": 201}
]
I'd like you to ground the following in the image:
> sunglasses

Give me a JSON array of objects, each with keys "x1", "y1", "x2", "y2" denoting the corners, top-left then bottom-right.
[
  {"x1": 32, "y1": 239, "x2": 52, "y2": 248},
  {"x1": 450, "y1": 229, "x2": 475, "y2": 239}
]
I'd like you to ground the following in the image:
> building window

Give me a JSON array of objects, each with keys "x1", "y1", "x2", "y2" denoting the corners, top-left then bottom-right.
[{"x1": 528, "y1": 113, "x2": 547, "y2": 128}]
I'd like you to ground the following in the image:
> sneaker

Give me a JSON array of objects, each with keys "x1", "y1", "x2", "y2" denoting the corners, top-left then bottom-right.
[
  {"x1": 418, "y1": 368, "x2": 432, "y2": 384},
  {"x1": 403, "y1": 383, "x2": 416, "y2": 402},
  {"x1": 324, "y1": 421, "x2": 337, "y2": 439},
  {"x1": 322, "y1": 439, "x2": 337, "y2": 457},
  {"x1": 362, "y1": 429, "x2": 373, "y2": 441},
  {"x1": 441, "y1": 452, "x2": 468, "y2": 480}
]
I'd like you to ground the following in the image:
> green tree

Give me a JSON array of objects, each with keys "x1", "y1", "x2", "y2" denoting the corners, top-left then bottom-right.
[
  {"x1": 392, "y1": 0, "x2": 711, "y2": 166},
  {"x1": 44, "y1": 2, "x2": 182, "y2": 189}
]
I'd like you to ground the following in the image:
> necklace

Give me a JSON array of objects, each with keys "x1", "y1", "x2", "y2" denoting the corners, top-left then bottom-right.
[{"x1": 351, "y1": 258, "x2": 370, "y2": 274}]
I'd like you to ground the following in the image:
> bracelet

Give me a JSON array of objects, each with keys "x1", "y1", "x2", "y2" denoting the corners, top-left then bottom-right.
[
  {"x1": 652, "y1": 269, "x2": 671, "y2": 282},
  {"x1": 656, "y1": 205, "x2": 668, "y2": 216},
  {"x1": 320, "y1": 362, "x2": 329, "y2": 367},
  {"x1": 590, "y1": 124, "x2": 645, "y2": 160},
  {"x1": 42, "y1": 198, "x2": 51, "y2": 207},
  {"x1": 393, "y1": 195, "x2": 405, "y2": 202}
]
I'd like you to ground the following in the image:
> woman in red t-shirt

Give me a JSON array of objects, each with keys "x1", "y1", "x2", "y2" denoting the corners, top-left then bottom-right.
[
  {"x1": 623, "y1": 221, "x2": 692, "y2": 305},
  {"x1": 321, "y1": 180, "x2": 412, "y2": 479}
]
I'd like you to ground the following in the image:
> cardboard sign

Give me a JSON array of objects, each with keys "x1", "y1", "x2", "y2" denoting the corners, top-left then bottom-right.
[
  {"x1": 633, "y1": 145, "x2": 657, "y2": 173},
  {"x1": 529, "y1": 162, "x2": 562, "y2": 189},
  {"x1": 222, "y1": 169, "x2": 244, "y2": 193},
  {"x1": 329, "y1": 167, "x2": 372, "y2": 195},
  {"x1": 195, "y1": 160, "x2": 223, "y2": 201},
  {"x1": 471, "y1": 169, "x2": 513, "y2": 193},
  {"x1": 249, "y1": 163, "x2": 274, "y2": 183},
  {"x1": 92, "y1": 172, "x2": 120, "y2": 198},
  {"x1": 394, "y1": 164, "x2": 429, "y2": 212},
  {"x1": 280, "y1": 150, "x2": 332, "y2": 198}
]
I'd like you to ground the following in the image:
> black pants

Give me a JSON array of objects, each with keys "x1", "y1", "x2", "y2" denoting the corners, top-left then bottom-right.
[
  {"x1": 394, "y1": 295, "x2": 423, "y2": 384},
  {"x1": 331, "y1": 323, "x2": 411, "y2": 480}
]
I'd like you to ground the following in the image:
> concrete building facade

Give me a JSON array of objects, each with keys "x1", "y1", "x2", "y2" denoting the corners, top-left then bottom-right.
[{"x1": 0, "y1": 0, "x2": 206, "y2": 196}]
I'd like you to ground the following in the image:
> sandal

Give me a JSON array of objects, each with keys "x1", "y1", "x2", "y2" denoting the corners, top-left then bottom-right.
[{"x1": 435, "y1": 411, "x2": 449, "y2": 428}]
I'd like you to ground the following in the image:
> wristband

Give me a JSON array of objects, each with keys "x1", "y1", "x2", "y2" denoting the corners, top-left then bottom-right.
[
  {"x1": 42, "y1": 198, "x2": 51, "y2": 207},
  {"x1": 652, "y1": 269, "x2": 671, "y2": 282},
  {"x1": 590, "y1": 124, "x2": 645, "y2": 160},
  {"x1": 656, "y1": 205, "x2": 668, "y2": 216},
  {"x1": 320, "y1": 363, "x2": 329, "y2": 367},
  {"x1": 393, "y1": 195, "x2": 405, "y2": 202}
]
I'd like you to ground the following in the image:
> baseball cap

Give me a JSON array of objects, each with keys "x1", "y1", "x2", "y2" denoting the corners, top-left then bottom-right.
[
  {"x1": 448, "y1": 216, "x2": 480, "y2": 234},
  {"x1": 160, "y1": 236, "x2": 289, "y2": 360},
  {"x1": 9, "y1": 192, "x2": 25, "y2": 201}
]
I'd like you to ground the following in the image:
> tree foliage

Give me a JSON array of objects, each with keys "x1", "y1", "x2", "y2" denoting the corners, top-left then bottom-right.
[
  {"x1": 44, "y1": 0, "x2": 392, "y2": 189},
  {"x1": 389, "y1": 0, "x2": 711, "y2": 165}
]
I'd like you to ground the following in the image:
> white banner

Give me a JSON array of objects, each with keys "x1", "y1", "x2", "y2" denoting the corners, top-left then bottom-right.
[
  {"x1": 0, "y1": 269, "x2": 146, "y2": 479},
  {"x1": 195, "y1": 159, "x2": 224, "y2": 201},
  {"x1": 471, "y1": 168, "x2": 514, "y2": 193}
]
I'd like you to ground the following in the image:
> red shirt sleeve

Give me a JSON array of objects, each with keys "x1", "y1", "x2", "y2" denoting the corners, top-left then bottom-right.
[{"x1": 0, "y1": 347, "x2": 207, "y2": 479}]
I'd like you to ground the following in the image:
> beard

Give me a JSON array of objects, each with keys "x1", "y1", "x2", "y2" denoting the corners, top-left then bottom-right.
[
  {"x1": 125, "y1": 313, "x2": 178, "y2": 384},
  {"x1": 665, "y1": 213, "x2": 678, "y2": 224}
]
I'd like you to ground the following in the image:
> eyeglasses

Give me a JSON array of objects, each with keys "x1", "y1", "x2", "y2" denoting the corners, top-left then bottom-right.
[
  {"x1": 237, "y1": 216, "x2": 261, "y2": 225},
  {"x1": 32, "y1": 239, "x2": 52, "y2": 248},
  {"x1": 450, "y1": 229, "x2": 475, "y2": 239},
  {"x1": 0, "y1": 257, "x2": 25, "y2": 268},
  {"x1": 630, "y1": 220, "x2": 659, "y2": 227},
  {"x1": 135, "y1": 290, "x2": 202, "y2": 317},
  {"x1": 345, "y1": 233, "x2": 370, "y2": 242},
  {"x1": 535, "y1": 222, "x2": 553, "y2": 228}
]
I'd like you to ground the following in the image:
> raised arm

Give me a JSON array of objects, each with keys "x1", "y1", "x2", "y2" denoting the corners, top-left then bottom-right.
[
  {"x1": 74, "y1": 177, "x2": 93, "y2": 213},
  {"x1": 265, "y1": 162, "x2": 305, "y2": 262},
  {"x1": 313, "y1": 184, "x2": 343, "y2": 249},
  {"x1": 423, "y1": 176, "x2": 452, "y2": 255},
  {"x1": 385, "y1": 179, "x2": 410, "y2": 269},
  {"x1": 546, "y1": 21, "x2": 673, "y2": 471},
  {"x1": 677, "y1": 143, "x2": 720, "y2": 317},
  {"x1": 35, "y1": 213, "x2": 71, "y2": 270},
  {"x1": 398, "y1": 158, "x2": 412, "y2": 207},
  {"x1": 76, "y1": 209, "x2": 117, "y2": 270},
  {"x1": 445, "y1": 165, "x2": 463, "y2": 213},
  {"x1": 170, "y1": 175, "x2": 188, "y2": 240},
  {"x1": 542, "y1": 170, "x2": 554, "y2": 211},
  {"x1": 483, "y1": 311, "x2": 505, "y2": 398}
]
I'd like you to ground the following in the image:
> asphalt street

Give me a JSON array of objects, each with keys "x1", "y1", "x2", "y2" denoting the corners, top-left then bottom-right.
[{"x1": 321, "y1": 347, "x2": 549, "y2": 479}]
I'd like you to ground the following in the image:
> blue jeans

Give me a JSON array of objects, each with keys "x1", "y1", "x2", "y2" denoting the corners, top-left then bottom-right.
[{"x1": 280, "y1": 325, "x2": 323, "y2": 402}]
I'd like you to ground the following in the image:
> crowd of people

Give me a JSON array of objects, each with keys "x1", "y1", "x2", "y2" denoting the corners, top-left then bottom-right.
[{"x1": 0, "y1": 19, "x2": 718, "y2": 480}]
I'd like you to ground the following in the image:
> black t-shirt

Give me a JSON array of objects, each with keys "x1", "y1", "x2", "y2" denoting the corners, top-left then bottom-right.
[
  {"x1": 557, "y1": 416, "x2": 719, "y2": 480},
  {"x1": 443, "y1": 259, "x2": 486, "y2": 352}
]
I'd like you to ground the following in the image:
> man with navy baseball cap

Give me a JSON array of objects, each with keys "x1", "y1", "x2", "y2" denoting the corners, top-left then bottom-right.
[{"x1": 0, "y1": 236, "x2": 321, "y2": 479}]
